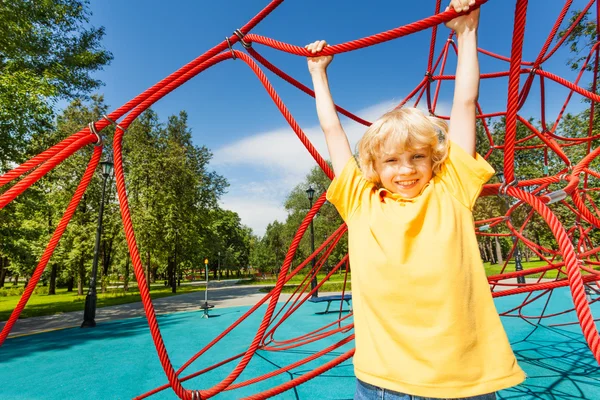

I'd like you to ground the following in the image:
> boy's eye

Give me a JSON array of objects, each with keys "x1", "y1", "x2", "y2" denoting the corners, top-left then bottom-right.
[
  {"x1": 385, "y1": 158, "x2": 397, "y2": 163},
  {"x1": 413, "y1": 154, "x2": 425, "y2": 159}
]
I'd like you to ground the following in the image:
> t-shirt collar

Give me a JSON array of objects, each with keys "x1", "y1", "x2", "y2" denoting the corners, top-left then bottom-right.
[{"x1": 376, "y1": 181, "x2": 432, "y2": 202}]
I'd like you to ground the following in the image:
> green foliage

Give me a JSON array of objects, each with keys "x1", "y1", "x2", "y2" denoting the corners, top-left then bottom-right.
[
  {"x1": 0, "y1": 0, "x2": 112, "y2": 166},
  {"x1": 557, "y1": 9, "x2": 597, "y2": 72},
  {"x1": 250, "y1": 164, "x2": 347, "y2": 277},
  {"x1": 0, "y1": 283, "x2": 208, "y2": 321},
  {"x1": 1, "y1": 94, "x2": 250, "y2": 300}
]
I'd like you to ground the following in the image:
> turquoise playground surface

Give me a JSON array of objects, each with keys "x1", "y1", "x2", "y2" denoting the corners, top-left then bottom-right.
[{"x1": 1, "y1": 287, "x2": 599, "y2": 399}]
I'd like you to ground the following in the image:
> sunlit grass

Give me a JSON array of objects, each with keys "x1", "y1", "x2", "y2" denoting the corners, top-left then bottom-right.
[{"x1": 0, "y1": 284, "x2": 207, "y2": 321}]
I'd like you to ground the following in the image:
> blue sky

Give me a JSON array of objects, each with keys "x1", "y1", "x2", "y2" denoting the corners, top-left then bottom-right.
[{"x1": 85, "y1": 0, "x2": 594, "y2": 236}]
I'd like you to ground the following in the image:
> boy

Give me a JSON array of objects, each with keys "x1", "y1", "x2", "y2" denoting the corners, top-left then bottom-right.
[{"x1": 306, "y1": 1, "x2": 525, "y2": 399}]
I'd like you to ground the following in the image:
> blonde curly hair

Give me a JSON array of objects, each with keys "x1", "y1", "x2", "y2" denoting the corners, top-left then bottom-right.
[{"x1": 356, "y1": 107, "x2": 449, "y2": 184}]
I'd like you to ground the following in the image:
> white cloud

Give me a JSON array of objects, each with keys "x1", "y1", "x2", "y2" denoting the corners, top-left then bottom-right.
[
  {"x1": 220, "y1": 195, "x2": 288, "y2": 235},
  {"x1": 214, "y1": 99, "x2": 452, "y2": 235}
]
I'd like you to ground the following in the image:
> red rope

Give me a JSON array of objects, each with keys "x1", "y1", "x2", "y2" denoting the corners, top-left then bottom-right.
[{"x1": 5, "y1": 1, "x2": 600, "y2": 398}]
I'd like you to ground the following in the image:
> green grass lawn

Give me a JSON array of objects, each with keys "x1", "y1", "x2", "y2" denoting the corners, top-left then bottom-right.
[
  {"x1": 0, "y1": 283, "x2": 207, "y2": 322},
  {"x1": 2, "y1": 260, "x2": 595, "y2": 321},
  {"x1": 258, "y1": 281, "x2": 352, "y2": 294},
  {"x1": 239, "y1": 272, "x2": 350, "y2": 286},
  {"x1": 484, "y1": 259, "x2": 552, "y2": 278},
  {"x1": 255, "y1": 259, "x2": 596, "y2": 293}
]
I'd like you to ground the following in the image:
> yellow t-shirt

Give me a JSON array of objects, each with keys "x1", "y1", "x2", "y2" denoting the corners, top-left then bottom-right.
[{"x1": 326, "y1": 141, "x2": 525, "y2": 398}]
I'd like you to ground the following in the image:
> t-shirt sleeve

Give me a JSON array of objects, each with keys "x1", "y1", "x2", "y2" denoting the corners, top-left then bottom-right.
[
  {"x1": 438, "y1": 140, "x2": 495, "y2": 210},
  {"x1": 326, "y1": 157, "x2": 373, "y2": 221}
]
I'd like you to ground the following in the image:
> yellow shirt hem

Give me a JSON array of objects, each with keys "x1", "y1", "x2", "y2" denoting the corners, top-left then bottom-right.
[{"x1": 354, "y1": 367, "x2": 526, "y2": 398}]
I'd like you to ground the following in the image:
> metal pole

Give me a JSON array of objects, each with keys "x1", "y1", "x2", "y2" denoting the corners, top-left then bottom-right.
[
  {"x1": 203, "y1": 258, "x2": 210, "y2": 318},
  {"x1": 81, "y1": 173, "x2": 108, "y2": 328},
  {"x1": 204, "y1": 263, "x2": 208, "y2": 305},
  {"x1": 514, "y1": 239, "x2": 525, "y2": 284},
  {"x1": 309, "y1": 196, "x2": 317, "y2": 298}
]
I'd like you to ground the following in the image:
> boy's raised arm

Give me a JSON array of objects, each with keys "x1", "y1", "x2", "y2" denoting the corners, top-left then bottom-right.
[
  {"x1": 445, "y1": 0, "x2": 480, "y2": 158},
  {"x1": 307, "y1": 40, "x2": 353, "y2": 177}
]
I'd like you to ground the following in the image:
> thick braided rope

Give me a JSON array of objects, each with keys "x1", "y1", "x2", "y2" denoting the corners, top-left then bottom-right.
[
  {"x1": 0, "y1": 135, "x2": 95, "y2": 209},
  {"x1": 5, "y1": 1, "x2": 600, "y2": 398},
  {"x1": 0, "y1": 131, "x2": 89, "y2": 187},
  {"x1": 504, "y1": 187, "x2": 600, "y2": 358},
  {"x1": 502, "y1": 0, "x2": 529, "y2": 184},
  {"x1": 0, "y1": 146, "x2": 102, "y2": 345},
  {"x1": 244, "y1": 1, "x2": 488, "y2": 57},
  {"x1": 114, "y1": 46, "x2": 337, "y2": 395}
]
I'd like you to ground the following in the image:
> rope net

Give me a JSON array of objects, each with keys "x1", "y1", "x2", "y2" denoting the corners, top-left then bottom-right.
[{"x1": 2, "y1": 0, "x2": 600, "y2": 398}]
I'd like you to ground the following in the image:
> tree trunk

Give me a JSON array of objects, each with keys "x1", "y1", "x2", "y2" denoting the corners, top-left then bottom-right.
[
  {"x1": 534, "y1": 230, "x2": 543, "y2": 261},
  {"x1": 146, "y1": 251, "x2": 151, "y2": 291},
  {"x1": 0, "y1": 257, "x2": 7, "y2": 288},
  {"x1": 48, "y1": 263, "x2": 57, "y2": 295},
  {"x1": 494, "y1": 236, "x2": 503, "y2": 264},
  {"x1": 486, "y1": 240, "x2": 496, "y2": 264},
  {"x1": 122, "y1": 255, "x2": 129, "y2": 291},
  {"x1": 13, "y1": 274, "x2": 19, "y2": 286},
  {"x1": 101, "y1": 238, "x2": 113, "y2": 294},
  {"x1": 169, "y1": 258, "x2": 176, "y2": 294},
  {"x1": 77, "y1": 257, "x2": 85, "y2": 296},
  {"x1": 478, "y1": 242, "x2": 487, "y2": 262},
  {"x1": 67, "y1": 275, "x2": 74, "y2": 292}
]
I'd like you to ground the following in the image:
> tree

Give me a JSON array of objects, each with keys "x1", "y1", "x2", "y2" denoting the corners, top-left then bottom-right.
[
  {"x1": 0, "y1": 0, "x2": 112, "y2": 167},
  {"x1": 122, "y1": 110, "x2": 228, "y2": 290}
]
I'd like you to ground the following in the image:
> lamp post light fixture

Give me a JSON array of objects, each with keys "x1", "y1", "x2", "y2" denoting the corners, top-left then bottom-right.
[
  {"x1": 306, "y1": 186, "x2": 317, "y2": 298},
  {"x1": 81, "y1": 159, "x2": 114, "y2": 328}
]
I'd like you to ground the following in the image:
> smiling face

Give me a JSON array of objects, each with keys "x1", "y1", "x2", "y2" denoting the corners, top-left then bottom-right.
[
  {"x1": 357, "y1": 108, "x2": 449, "y2": 195},
  {"x1": 374, "y1": 145, "x2": 434, "y2": 198}
]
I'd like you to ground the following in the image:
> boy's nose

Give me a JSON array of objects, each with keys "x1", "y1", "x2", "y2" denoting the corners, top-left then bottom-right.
[{"x1": 397, "y1": 163, "x2": 416, "y2": 174}]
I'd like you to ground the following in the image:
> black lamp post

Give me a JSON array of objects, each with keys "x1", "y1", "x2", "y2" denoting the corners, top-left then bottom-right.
[
  {"x1": 171, "y1": 228, "x2": 178, "y2": 293},
  {"x1": 497, "y1": 172, "x2": 525, "y2": 284},
  {"x1": 81, "y1": 160, "x2": 114, "y2": 328},
  {"x1": 306, "y1": 186, "x2": 317, "y2": 297}
]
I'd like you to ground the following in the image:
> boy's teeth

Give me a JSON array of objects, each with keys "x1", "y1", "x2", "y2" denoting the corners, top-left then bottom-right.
[{"x1": 398, "y1": 180, "x2": 417, "y2": 186}]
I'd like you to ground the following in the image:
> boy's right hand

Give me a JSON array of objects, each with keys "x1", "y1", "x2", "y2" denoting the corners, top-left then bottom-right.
[{"x1": 306, "y1": 40, "x2": 333, "y2": 74}]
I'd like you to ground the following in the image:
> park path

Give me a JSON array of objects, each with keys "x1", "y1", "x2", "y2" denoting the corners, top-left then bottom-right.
[
  {"x1": 0, "y1": 280, "x2": 292, "y2": 338},
  {"x1": 0, "y1": 277, "x2": 549, "y2": 339}
]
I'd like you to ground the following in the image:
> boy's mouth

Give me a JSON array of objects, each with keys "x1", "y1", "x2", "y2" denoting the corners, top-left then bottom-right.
[{"x1": 396, "y1": 179, "x2": 418, "y2": 188}]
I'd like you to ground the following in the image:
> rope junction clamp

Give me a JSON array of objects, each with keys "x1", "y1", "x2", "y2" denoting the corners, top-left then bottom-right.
[
  {"x1": 233, "y1": 29, "x2": 252, "y2": 48},
  {"x1": 543, "y1": 189, "x2": 568, "y2": 205},
  {"x1": 499, "y1": 179, "x2": 519, "y2": 196},
  {"x1": 226, "y1": 36, "x2": 237, "y2": 60},
  {"x1": 102, "y1": 115, "x2": 127, "y2": 133},
  {"x1": 424, "y1": 71, "x2": 434, "y2": 83},
  {"x1": 529, "y1": 66, "x2": 539, "y2": 77},
  {"x1": 88, "y1": 122, "x2": 103, "y2": 147},
  {"x1": 191, "y1": 390, "x2": 202, "y2": 400}
]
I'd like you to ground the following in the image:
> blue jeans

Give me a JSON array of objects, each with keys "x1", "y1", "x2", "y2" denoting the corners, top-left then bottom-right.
[{"x1": 355, "y1": 379, "x2": 497, "y2": 400}]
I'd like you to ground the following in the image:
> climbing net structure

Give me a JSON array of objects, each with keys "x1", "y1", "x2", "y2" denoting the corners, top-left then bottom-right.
[{"x1": 2, "y1": 0, "x2": 600, "y2": 398}]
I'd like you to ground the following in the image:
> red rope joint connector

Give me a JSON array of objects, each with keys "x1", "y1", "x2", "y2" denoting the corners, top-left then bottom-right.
[
  {"x1": 102, "y1": 114, "x2": 127, "y2": 133},
  {"x1": 89, "y1": 122, "x2": 103, "y2": 146},
  {"x1": 234, "y1": 29, "x2": 252, "y2": 48},
  {"x1": 226, "y1": 37, "x2": 237, "y2": 60},
  {"x1": 499, "y1": 179, "x2": 518, "y2": 195}
]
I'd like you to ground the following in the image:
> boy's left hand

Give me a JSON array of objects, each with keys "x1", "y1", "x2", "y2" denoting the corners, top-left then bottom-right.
[{"x1": 445, "y1": 0, "x2": 480, "y2": 34}]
